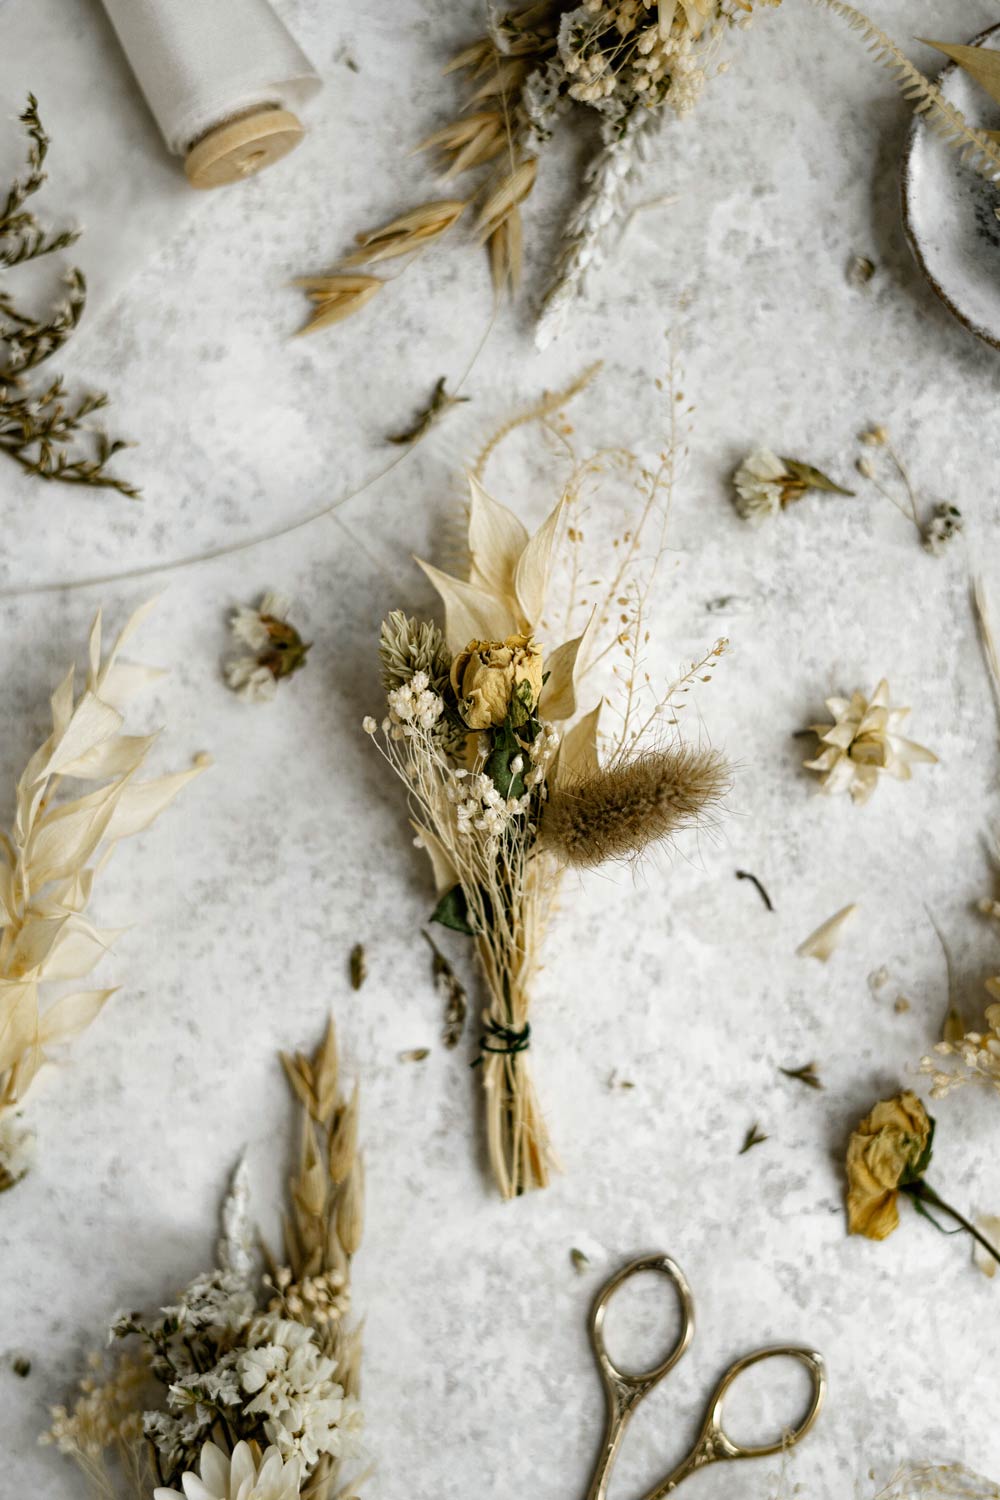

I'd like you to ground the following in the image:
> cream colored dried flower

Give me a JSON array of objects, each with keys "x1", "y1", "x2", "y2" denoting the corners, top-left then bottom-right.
[
  {"x1": 803, "y1": 679, "x2": 937, "y2": 803},
  {"x1": 225, "y1": 592, "x2": 311, "y2": 704},
  {"x1": 922, "y1": 1001, "x2": 1000, "y2": 1099},
  {"x1": 153, "y1": 1440, "x2": 302, "y2": 1500},
  {"x1": 451, "y1": 634, "x2": 544, "y2": 729},
  {"x1": 733, "y1": 448, "x2": 852, "y2": 523}
]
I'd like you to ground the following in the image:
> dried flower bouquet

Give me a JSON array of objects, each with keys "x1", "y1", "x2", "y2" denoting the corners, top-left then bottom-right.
[
  {"x1": 46, "y1": 1018, "x2": 367, "y2": 1500},
  {"x1": 365, "y1": 373, "x2": 729, "y2": 1197},
  {"x1": 299, "y1": 0, "x2": 782, "y2": 344},
  {"x1": 0, "y1": 601, "x2": 207, "y2": 1193}
]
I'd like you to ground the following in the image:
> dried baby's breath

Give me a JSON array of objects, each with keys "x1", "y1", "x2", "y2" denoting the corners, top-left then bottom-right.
[{"x1": 0, "y1": 601, "x2": 207, "y2": 1190}]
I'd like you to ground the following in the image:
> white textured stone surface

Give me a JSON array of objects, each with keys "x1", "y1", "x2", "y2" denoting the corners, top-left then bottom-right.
[{"x1": 2, "y1": 2, "x2": 1000, "y2": 1497}]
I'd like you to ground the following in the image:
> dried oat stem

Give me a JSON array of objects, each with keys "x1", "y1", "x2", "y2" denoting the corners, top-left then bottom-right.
[{"x1": 277, "y1": 1017, "x2": 365, "y2": 1500}]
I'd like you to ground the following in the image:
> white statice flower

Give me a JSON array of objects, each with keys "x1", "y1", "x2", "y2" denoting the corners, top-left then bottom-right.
[
  {"x1": 732, "y1": 448, "x2": 788, "y2": 522},
  {"x1": 231, "y1": 594, "x2": 285, "y2": 651},
  {"x1": 803, "y1": 680, "x2": 937, "y2": 804},
  {"x1": 238, "y1": 1315, "x2": 363, "y2": 1470},
  {"x1": 0, "y1": 1111, "x2": 35, "y2": 1191},
  {"x1": 163, "y1": 1269, "x2": 256, "y2": 1336},
  {"x1": 153, "y1": 1439, "x2": 302, "y2": 1500},
  {"x1": 225, "y1": 591, "x2": 310, "y2": 703}
]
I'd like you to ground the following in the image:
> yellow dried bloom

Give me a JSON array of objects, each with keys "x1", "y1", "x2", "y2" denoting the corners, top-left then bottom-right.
[
  {"x1": 451, "y1": 634, "x2": 544, "y2": 730},
  {"x1": 846, "y1": 1091, "x2": 931, "y2": 1241}
]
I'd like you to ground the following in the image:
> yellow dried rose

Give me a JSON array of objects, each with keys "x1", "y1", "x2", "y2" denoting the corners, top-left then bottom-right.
[
  {"x1": 450, "y1": 634, "x2": 544, "y2": 730},
  {"x1": 846, "y1": 1091, "x2": 931, "y2": 1241}
]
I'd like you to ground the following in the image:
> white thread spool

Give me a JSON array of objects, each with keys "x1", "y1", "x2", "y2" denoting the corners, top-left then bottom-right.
[{"x1": 97, "y1": 0, "x2": 322, "y2": 188}]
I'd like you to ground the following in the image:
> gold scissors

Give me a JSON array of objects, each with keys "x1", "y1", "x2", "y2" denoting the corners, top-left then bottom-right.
[{"x1": 584, "y1": 1253, "x2": 826, "y2": 1499}]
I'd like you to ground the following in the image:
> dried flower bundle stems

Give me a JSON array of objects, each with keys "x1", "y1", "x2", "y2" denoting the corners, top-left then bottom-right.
[
  {"x1": 0, "y1": 96, "x2": 137, "y2": 497},
  {"x1": 0, "y1": 601, "x2": 207, "y2": 1192},
  {"x1": 46, "y1": 1017, "x2": 366, "y2": 1500},
  {"x1": 365, "y1": 365, "x2": 729, "y2": 1197}
]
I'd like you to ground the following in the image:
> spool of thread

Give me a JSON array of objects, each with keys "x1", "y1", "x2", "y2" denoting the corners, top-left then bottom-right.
[{"x1": 97, "y1": 0, "x2": 322, "y2": 188}]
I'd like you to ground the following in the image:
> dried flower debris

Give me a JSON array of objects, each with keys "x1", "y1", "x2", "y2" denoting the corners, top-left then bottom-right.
[
  {"x1": 797, "y1": 904, "x2": 857, "y2": 962},
  {"x1": 387, "y1": 376, "x2": 470, "y2": 445},
  {"x1": 349, "y1": 943, "x2": 367, "y2": 991},
  {"x1": 739, "y1": 1122, "x2": 769, "y2": 1155},
  {"x1": 423, "y1": 931, "x2": 468, "y2": 1049},
  {"x1": 856, "y1": 426, "x2": 963, "y2": 555},
  {"x1": 225, "y1": 592, "x2": 311, "y2": 703}
]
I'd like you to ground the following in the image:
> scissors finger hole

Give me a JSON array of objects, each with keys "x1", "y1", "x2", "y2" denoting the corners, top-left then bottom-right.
[
  {"x1": 598, "y1": 1267, "x2": 688, "y2": 1380},
  {"x1": 716, "y1": 1351, "x2": 823, "y2": 1456}
]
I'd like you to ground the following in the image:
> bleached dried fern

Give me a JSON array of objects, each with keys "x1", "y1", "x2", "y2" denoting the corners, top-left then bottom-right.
[
  {"x1": 814, "y1": 1, "x2": 1000, "y2": 182},
  {"x1": 0, "y1": 600, "x2": 207, "y2": 1190}
]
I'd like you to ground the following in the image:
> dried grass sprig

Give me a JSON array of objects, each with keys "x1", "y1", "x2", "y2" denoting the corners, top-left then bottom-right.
[
  {"x1": 0, "y1": 96, "x2": 137, "y2": 496},
  {"x1": 0, "y1": 600, "x2": 208, "y2": 1191},
  {"x1": 541, "y1": 745, "x2": 729, "y2": 867},
  {"x1": 813, "y1": 1, "x2": 1000, "y2": 181}
]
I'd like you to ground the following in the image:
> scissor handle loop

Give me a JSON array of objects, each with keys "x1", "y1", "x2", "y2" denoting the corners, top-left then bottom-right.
[
  {"x1": 703, "y1": 1346, "x2": 827, "y2": 1461},
  {"x1": 589, "y1": 1253, "x2": 695, "y2": 1394}
]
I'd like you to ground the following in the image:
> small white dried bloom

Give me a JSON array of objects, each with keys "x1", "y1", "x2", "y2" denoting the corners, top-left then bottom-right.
[
  {"x1": 732, "y1": 448, "x2": 787, "y2": 522},
  {"x1": 362, "y1": 716, "x2": 378, "y2": 735},
  {"x1": 803, "y1": 679, "x2": 937, "y2": 803},
  {"x1": 238, "y1": 1314, "x2": 363, "y2": 1469},
  {"x1": 225, "y1": 592, "x2": 310, "y2": 702},
  {"x1": 226, "y1": 658, "x2": 278, "y2": 704},
  {"x1": 152, "y1": 1439, "x2": 302, "y2": 1500}
]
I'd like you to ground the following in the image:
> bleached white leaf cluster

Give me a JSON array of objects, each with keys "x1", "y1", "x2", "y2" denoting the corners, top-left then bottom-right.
[{"x1": 0, "y1": 600, "x2": 207, "y2": 1188}]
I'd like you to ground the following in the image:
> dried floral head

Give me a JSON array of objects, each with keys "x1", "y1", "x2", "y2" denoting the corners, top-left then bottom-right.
[
  {"x1": 803, "y1": 679, "x2": 937, "y2": 803},
  {"x1": 541, "y1": 744, "x2": 729, "y2": 867},
  {"x1": 225, "y1": 592, "x2": 311, "y2": 704},
  {"x1": 846, "y1": 1091, "x2": 932, "y2": 1241},
  {"x1": 732, "y1": 448, "x2": 852, "y2": 523},
  {"x1": 153, "y1": 1440, "x2": 302, "y2": 1500},
  {"x1": 451, "y1": 633, "x2": 544, "y2": 729}
]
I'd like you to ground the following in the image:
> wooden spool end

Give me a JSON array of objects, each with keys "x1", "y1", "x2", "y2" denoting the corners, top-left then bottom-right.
[{"x1": 185, "y1": 107, "x2": 304, "y2": 189}]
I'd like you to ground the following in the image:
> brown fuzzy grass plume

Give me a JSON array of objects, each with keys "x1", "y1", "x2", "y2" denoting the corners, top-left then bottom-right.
[{"x1": 542, "y1": 746, "x2": 730, "y2": 869}]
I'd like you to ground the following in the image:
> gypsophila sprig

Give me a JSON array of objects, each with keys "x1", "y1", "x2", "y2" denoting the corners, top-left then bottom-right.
[
  {"x1": 45, "y1": 1017, "x2": 366, "y2": 1500},
  {"x1": 225, "y1": 592, "x2": 311, "y2": 704},
  {"x1": 364, "y1": 360, "x2": 729, "y2": 1198},
  {"x1": 0, "y1": 601, "x2": 208, "y2": 1193},
  {"x1": 922, "y1": 1001, "x2": 1000, "y2": 1102},
  {"x1": 298, "y1": 1, "x2": 781, "y2": 343},
  {"x1": 0, "y1": 96, "x2": 138, "y2": 497}
]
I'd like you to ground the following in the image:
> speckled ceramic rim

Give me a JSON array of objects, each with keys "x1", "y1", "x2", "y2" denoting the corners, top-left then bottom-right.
[{"x1": 900, "y1": 23, "x2": 1000, "y2": 353}]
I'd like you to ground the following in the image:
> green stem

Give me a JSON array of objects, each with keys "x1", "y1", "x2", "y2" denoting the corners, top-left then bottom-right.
[{"x1": 904, "y1": 1179, "x2": 1000, "y2": 1266}]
